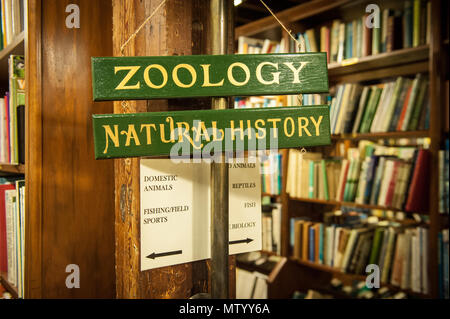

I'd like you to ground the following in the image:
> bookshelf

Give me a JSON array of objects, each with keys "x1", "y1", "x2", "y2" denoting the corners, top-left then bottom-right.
[
  {"x1": 0, "y1": 22, "x2": 25, "y2": 297},
  {"x1": 236, "y1": 0, "x2": 448, "y2": 299},
  {"x1": 289, "y1": 197, "x2": 429, "y2": 215}
]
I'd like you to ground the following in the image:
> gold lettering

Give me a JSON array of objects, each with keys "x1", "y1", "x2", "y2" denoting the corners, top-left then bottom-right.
[
  {"x1": 176, "y1": 122, "x2": 203, "y2": 150},
  {"x1": 114, "y1": 66, "x2": 141, "y2": 90},
  {"x1": 192, "y1": 121, "x2": 211, "y2": 142},
  {"x1": 310, "y1": 116, "x2": 323, "y2": 136},
  {"x1": 102, "y1": 125, "x2": 119, "y2": 154},
  {"x1": 267, "y1": 118, "x2": 282, "y2": 138},
  {"x1": 120, "y1": 125, "x2": 141, "y2": 146},
  {"x1": 255, "y1": 62, "x2": 280, "y2": 85},
  {"x1": 201, "y1": 64, "x2": 224, "y2": 87},
  {"x1": 283, "y1": 117, "x2": 295, "y2": 137},
  {"x1": 140, "y1": 124, "x2": 157, "y2": 144},
  {"x1": 143, "y1": 64, "x2": 168, "y2": 89},
  {"x1": 211, "y1": 121, "x2": 224, "y2": 141},
  {"x1": 227, "y1": 62, "x2": 250, "y2": 86},
  {"x1": 298, "y1": 117, "x2": 312, "y2": 136},
  {"x1": 230, "y1": 120, "x2": 245, "y2": 141},
  {"x1": 172, "y1": 64, "x2": 197, "y2": 88},
  {"x1": 283, "y1": 62, "x2": 309, "y2": 84},
  {"x1": 254, "y1": 119, "x2": 266, "y2": 139}
]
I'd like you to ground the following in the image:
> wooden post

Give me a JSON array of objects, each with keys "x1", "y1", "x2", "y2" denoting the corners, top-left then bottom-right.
[{"x1": 112, "y1": 0, "x2": 236, "y2": 298}]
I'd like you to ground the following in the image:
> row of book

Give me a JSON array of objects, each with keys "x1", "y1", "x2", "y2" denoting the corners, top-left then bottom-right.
[
  {"x1": 438, "y1": 139, "x2": 449, "y2": 214},
  {"x1": 237, "y1": 36, "x2": 286, "y2": 55},
  {"x1": 261, "y1": 203, "x2": 282, "y2": 255},
  {"x1": 291, "y1": 209, "x2": 430, "y2": 294},
  {"x1": 286, "y1": 141, "x2": 430, "y2": 213},
  {"x1": 236, "y1": 268, "x2": 268, "y2": 299},
  {"x1": 330, "y1": 74, "x2": 429, "y2": 135},
  {"x1": 0, "y1": 178, "x2": 25, "y2": 299},
  {"x1": 0, "y1": 0, "x2": 24, "y2": 50},
  {"x1": 0, "y1": 54, "x2": 24, "y2": 165},
  {"x1": 438, "y1": 229, "x2": 449, "y2": 299},
  {"x1": 234, "y1": 96, "x2": 284, "y2": 109},
  {"x1": 260, "y1": 151, "x2": 282, "y2": 196},
  {"x1": 293, "y1": 278, "x2": 411, "y2": 299},
  {"x1": 290, "y1": 0, "x2": 431, "y2": 63}
]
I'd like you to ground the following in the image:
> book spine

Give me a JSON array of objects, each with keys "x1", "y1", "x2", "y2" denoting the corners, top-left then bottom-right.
[
  {"x1": 413, "y1": 0, "x2": 421, "y2": 47},
  {"x1": 308, "y1": 160, "x2": 314, "y2": 199}
]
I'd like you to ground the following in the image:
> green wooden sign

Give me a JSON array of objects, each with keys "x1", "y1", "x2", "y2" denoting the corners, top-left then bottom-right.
[
  {"x1": 91, "y1": 53, "x2": 328, "y2": 100},
  {"x1": 92, "y1": 106, "x2": 331, "y2": 159}
]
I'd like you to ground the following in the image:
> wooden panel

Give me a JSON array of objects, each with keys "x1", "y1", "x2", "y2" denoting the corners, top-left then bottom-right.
[
  {"x1": 91, "y1": 53, "x2": 328, "y2": 100},
  {"x1": 113, "y1": 0, "x2": 236, "y2": 299},
  {"x1": 25, "y1": 0, "x2": 43, "y2": 299},
  {"x1": 39, "y1": 0, "x2": 115, "y2": 298},
  {"x1": 427, "y1": 0, "x2": 444, "y2": 299},
  {"x1": 92, "y1": 106, "x2": 331, "y2": 159}
]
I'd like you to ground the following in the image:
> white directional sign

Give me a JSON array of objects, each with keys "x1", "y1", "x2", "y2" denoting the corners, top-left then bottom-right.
[{"x1": 140, "y1": 158, "x2": 262, "y2": 270}]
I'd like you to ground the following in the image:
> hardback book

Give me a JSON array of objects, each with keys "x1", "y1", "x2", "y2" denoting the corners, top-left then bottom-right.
[
  {"x1": 401, "y1": 73, "x2": 423, "y2": 131},
  {"x1": 408, "y1": 78, "x2": 428, "y2": 131},
  {"x1": 0, "y1": 183, "x2": 15, "y2": 273},
  {"x1": 362, "y1": 14, "x2": 372, "y2": 57},
  {"x1": 352, "y1": 86, "x2": 371, "y2": 133},
  {"x1": 368, "y1": 227, "x2": 385, "y2": 265},
  {"x1": 405, "y1": 149, "x2": 430, "y2": 212},
  {"x1": 359, "y1": 85, "x2": 382, "y2": 133},
  {"x1": 371, "y1": 9, "x2": 381, "y2": 55},
  {"x1": 403, "y1": 1, "x2": 413, "y2": 48},
  {"x1": 337, "y1": 22, "x2": 346, "y2": 62},
  {"x1": 388, "y1": 78, "x2": 413, "y2": 132},
  {"x1": 8, "y1": 54, "x2": 25, "y2": 165}
]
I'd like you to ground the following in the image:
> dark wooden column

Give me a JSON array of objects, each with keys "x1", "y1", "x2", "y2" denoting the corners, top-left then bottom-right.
[
  {"x1": 113, "y1": 0, "x2": 236, "y2": 299},
  {"x1": 26, "y1": 0, "x2": 115, "y2": 298}
]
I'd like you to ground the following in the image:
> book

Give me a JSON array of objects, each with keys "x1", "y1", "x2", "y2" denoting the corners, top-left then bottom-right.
[
  {"x1": 405, "y1": 149, "x2": 430, "y2": 212},
  {"x1": 359, "y1": 86, "x2": 382, "y2": 133},
  {"x1": 0, "y1": 183, "x2": 15, "y2": 273},
  {"x1": 8, "y1": 55, "x2": 25, "y2": 164}
]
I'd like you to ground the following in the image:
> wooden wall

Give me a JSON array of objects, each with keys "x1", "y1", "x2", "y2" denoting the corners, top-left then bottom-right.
[{"x1": 26, "y1": 0, "x2": 115, "y2": 298}]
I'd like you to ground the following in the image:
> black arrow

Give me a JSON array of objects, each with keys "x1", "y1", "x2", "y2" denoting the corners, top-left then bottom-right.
[
  {"x1": 229, "y1": 238, "x2": 253, "y2": 245},
  {"x1": 146, "y1": 250, "x2": 182, "y2": 259}
]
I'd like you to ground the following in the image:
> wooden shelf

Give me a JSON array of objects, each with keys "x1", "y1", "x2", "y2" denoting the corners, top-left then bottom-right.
[
  {"x1": 0, "y1": 31, "x2": 25, "y2": 80},
  {"x1": 328, "y1": 45, "x2": 429, "y2": 79},
  {"x1": 235, "y1": 0, "x2": 352, "y2": 39},
  {"x1": 0, "y1": 163, "x2": 25, "y2": 174},
  {"x1": 0, "y1": 272, "x2": 18, "y2": 298},
  {"x1": 331, "y1": 131, "x2": 429, "y2": 141},
  {"x1": 289, "y1": 196, "x2": 428, "y2": 215},
  {"x1": 291, "y1": 258, "x2": 430, "y2": 298},
  {"x1": 262, "y1": 193, "x2": 281, "y2": 197}
]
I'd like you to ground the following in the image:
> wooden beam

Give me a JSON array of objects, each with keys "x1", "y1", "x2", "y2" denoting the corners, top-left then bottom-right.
[
  {"x1": 25, "y1": 0, "x2": 43, "y2": 299},
  {"x1": 113, "y1": 0, "x2": 236, "y2": 298}
]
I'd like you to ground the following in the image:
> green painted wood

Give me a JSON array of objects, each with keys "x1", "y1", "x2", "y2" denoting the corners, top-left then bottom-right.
[
  {"x1": 92, "y1": 53, "x2": 328, "y2": 100},
  {"x1": 92, "y1": 105, "x2": 331, "y2": 159}
]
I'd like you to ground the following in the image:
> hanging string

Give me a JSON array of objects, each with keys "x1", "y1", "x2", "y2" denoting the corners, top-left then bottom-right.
[
  {"x1": 120, "y1": 0, "x2": 168, "y2": 55},
  {"x1": 259, "y1": 0, "x2": 306, "y2": 153},
  {"x1": 258, "y1": 0, "x2": 305, "y2": 52},
  {"x1": 118, "y1": 0, "x2": 168, "y2": 112}
]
